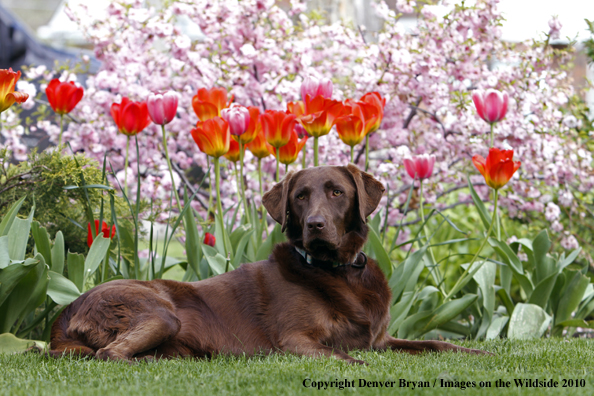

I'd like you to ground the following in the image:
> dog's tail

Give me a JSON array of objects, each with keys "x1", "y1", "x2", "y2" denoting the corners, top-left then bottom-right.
[{"x1": 48, "y1": 296, "x2": 95, "y2": 358}]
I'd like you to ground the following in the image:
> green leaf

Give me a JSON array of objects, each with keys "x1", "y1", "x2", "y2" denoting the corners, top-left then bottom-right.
[
  {"x1": 467, "y1": 176, "x2": 491, "y2": 232},
  {"x1": 555, "y1": 271, "x2": 590, "y2": 325},
  {"x1": 51, "y1": 232, "x2": 65, "y2": 274},
  {"x1": 183, "y1": 190, "x2": 202, "y2": 278},
  {"x1": 473, "y1": 261, "x2": 496, "y2": 339},
  {"x1": 496, "y1": 287, "x2": 515, "y2": 316},
  {"x1": 555, "y1": 319, "x2": 594, "y2": 329},
  {"x1": 31, "y1": 221, "x2": 52, "y2": 269},
  {"x1": 397, "y1": 311, "x2": 433, "y2": 339},
  {"x1": 0, "y1": 254, "x2": 48, "y2": 334},
  {"x1": 255, "y1": 224, "x2": 286, "y2": 261},
  {"x1": 528, "y1": 272, "x2": 558, "y2": 309},
  {"x1": 231, "y1": 229, "x2": 254, "y2": 269},
  {"x1": 202, "y1": 245, "x2": 229, "y2": 275},
  {"x1": 389, "y1": 245, "x2": 428, "y2": 303},
  {"x1": 7, "y1": 206, "x2": 35, "y2": 262},
  {"x1": 63, "y1": 184, "x2": 114, "y2": 190},
  {"x1": 387, "y1": 291, "x2": 416, "y2": 335},
  {"x1": 0, "y1": 236, "x2": 9, "y2": 269},
  {"x1": 0, "y1": 259, "x2": 38, "y2": 307},
  {"x1": 83, "y1": 235, "x2": 110, "y2": 285},
  {"x1": 400, "y1": 294, "x2": 478, "y2": 339},
  {"x1": 486, "y1": 316, "x2": 509, "y2": 340},
  {"x1": 367, "y1": 226, "x2": 392, "y2": 278},
  {"x1": 66, "y1": 251, "x2": 85, "y2": 292},
  {"x1": 0, "y1": 196, "x2": 26, "y2": 237},
  {"x1": 488, "y1": 238, "x2": 533, "y2": 296},
  {"x1": 532, "y1": 230, "x2": 551, "y2": 283},
  {"x1": 214, "y1": 211, "x2": 232, "y2": 259},
  {"x1": 47, "y1": 271, "x2": 81, "y2": 305},
  {"x1": 507, "y1": 303, "x2": 551, "y2": 339},
  {"x1": 0, "y1": 333, "x2": 46, "y2": 355},
  {"x1": 558, "y1": 248, "x2": 581, "y2": 271}
]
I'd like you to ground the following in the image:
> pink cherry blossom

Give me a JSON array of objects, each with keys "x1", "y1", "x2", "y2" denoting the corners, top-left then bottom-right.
[
  {"x1": 472, "y1": 89, "x2": 509, "y2": 124},
  {"x1": 403, "y1": 154, "x2": 436, "y2": 180},
  {"x1": 147, "y1": 91, "x2": 178, "y2": 125},
  {"x1": 221, "y1": 104, "x2": 250, "y2": 136}
]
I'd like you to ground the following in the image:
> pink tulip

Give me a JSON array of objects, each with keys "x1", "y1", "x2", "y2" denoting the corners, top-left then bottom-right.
[
  {"x1": 300, "y1": 76, "x2": 333, "y2": 101},
  {"x1": 147, "y1": 91, "x2": 178, "y2": 125},
  {"x1": 472, "y1": 89, "x2": 508, "y2": 124},
  {"x1": 403, "y1": 154, "x2": 436, "y2": 180},
  {"x1": 221, "y1": 104, "x2": 251, "y2": 136},
  {"x1": 294, "y1": 122, "x2": 308, "y2": 139}
]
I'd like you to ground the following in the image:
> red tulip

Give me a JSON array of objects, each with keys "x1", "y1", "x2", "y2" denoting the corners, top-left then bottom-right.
[
  {"x1": 110, "y1": 98, "x2": 151, "y2": 136},
  {"x1": 147, "y1": 91, "x2": 178, "y2": 125},
  {"x1": 224, "y1": 138, "x2": 240, "y2": 162},
  {"x1": 0, "y1": 68, "x2": 29, "y2": 113},
  {"x1": 203, "y1": 232, "x2": 216, "y2": 247},
  {"x1": 221, "y1": 104, "x2": 250, "y2": 137},
  {"x1": 472, "y1": 89, "x2": 508, "y2": 124},
  {"x1": 246, "y1": 130, "x2": 271, "y2": 159},
  {"x1": 472, "y1": 147, "x2": 521, "y2": 190},
  {"x1": 267, "y1": 129, "x2": 308, "y2": 165},
  {"x1": 45, "y1": 79, "x2": 84, "y2": 115},
  {"x1": 301, "y1": 76, "x2": 333, "y2": 101},
  {"x1": 87, "y1": 220, "x2": 116, "y2": 248},
  {"x1": 359, "y1": 92, "x2": 385, "y2": 135},
  {"x1": 403, "y1": 154, "x2": 436, "y2": 180},
  {"x1": 192, "y1": 87, "x2": 231, "y2": 122},
  {"x1": 190, "y1": 117, "x2": 230, "y2": 158},
  {"x1": 260, "y1": 110, "x2": 296, "y2": 148}
]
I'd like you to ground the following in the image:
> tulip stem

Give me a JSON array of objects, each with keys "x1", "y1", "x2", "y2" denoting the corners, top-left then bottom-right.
[
  {"x1": 313, "y1": 137, "x2": 319, "y2": 167},
  {"x1": 301, "y1": 144, "x2": 307, "y2": 169},
  {"x1": 445, "y1": 189, "x2": 498, "y2": 302},
  {"x1": 214, "y1": 157, "x2": 228, "y2": 255},
  {"x1": 489, "y1": 123, "x2": 494, "y2": 148},
  {"x1": 161, "y1": 125, "x2": 182, "y2": 214},
  {"x1": 365, "y1": 135, "x2": 369, "y2": 172},
  {"x1": 285, "y1": 164, "x2": 289, "y2": 173},
  {"x1": 207, "y1": 157, "x2": 213, "y2": 220},
  {"x1": 239, "y1": 142, "x2": 250, "y2": 223},
  {"x1": 275, "y1": 147, "x2": 280, "y2": 182},
  {"x1": 419, "y1": 180, "x2": 445, "y2": 296},
  {"x1": 124, "y1": 135, "x2": 130, "y2": 198},
  {"x1": 57, "y1": 114, "x2": 64, "y2": 148},
  {"x1": 234, "y1": 162, "x2": 242, "y2": 206},
  {"x1": 350, "y1": 146, "x2": 354, "y2": 163}
]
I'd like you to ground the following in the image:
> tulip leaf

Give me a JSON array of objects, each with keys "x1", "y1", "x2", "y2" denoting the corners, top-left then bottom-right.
[
  {"x1": 467, "y1": 175, "x2": 492, "y2": 233},
  {"x1": 8, "y1": 205, "x2": 35, "y2": 262},
  {"x1": 47, "y1": 271, "x2": 81, "y2": 306},
  {"x1": 31, "y1": 221, "x2": 52, "y2": 269},
  {"x1": 388, "y1": 291, "x2": 417, "y2": 335},
  {"x1": 528, "y1": 272, "x2": 558, "y2": 309},
  {"x1": 507, "y1": 303, "x2": 551, "y2": 339},
  {"x1": 555, "y1": 271, "x2": 590, "y2": 326},
  {"x1": 0, "y1": 195, "x2": 26, "y2": 237},
  {"x1": 389, "y1": 245, "x2": 427, "y2": 304},
  {"x1": 367, "y1": 226, "x2": 392, "y2": 278},
  {"x1": 0, "y1": 333, "x2": 46, "y2": 355},
  {"x1": 51, "y1": 231, "x2": 65, "y2": 275},
  {"x1": 486, "y1": 316, "x2": 509, "y2": 340},
  {"x1": 202, "y1": 245, "x2": 230, "y2": 275},
  {"x1": 0, "y1": 236, "x2": 9, "y2": 269},
  {"x1": 83, "y1": 235, "x2": 111, "y2": 286}
]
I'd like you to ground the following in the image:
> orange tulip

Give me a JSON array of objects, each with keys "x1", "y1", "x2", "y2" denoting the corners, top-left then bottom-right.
[
  {"x1": 335, "y1": 114, "x2": 365, "y2": 147},
  {"x1": 260, "y1": 110, "x2": 296, "y2": 148},
  {"x1": 287, "y1": 100, "x2": 305, "y2": 117},
  {"x1": 343, "y1": 99, "x2": 380, "y2": 137},
  {"x1": 360, "y1": 92, "x2": 385, "y2": 135},
  {"x1": 192, "y1": 87, "x2": 232, "y2": 122},
  {"x1": 190, "y1": 117, "x2": 230, "y2": 158},
  {"x1": 246, "y1": 130, "x2": 271, "y2": 159},
  {"x1": 267, "y1": 129, "x2": 308, "y2": 165},
  {"x1": 472, "y1": 147, "x2": 521, "y2": 190},
  {"x1": 224, "y1": 138, "x2": 240, "y2": 162},
  {"x1": 0, "y1": 68, "x2": 29, "y2": 113},
  {"x1": 300, "y1": 95, "x2": 345, "y2": 138}
]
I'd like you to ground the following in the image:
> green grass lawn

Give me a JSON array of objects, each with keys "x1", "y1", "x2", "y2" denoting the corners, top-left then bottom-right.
[{"x1": 1, "y1": 339, "x2": 593, "y2": 395}]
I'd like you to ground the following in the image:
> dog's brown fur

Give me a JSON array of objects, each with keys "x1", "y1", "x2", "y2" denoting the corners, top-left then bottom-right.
[{"x1": 50, "y1": 164, "x2": 485, "y2": 363}]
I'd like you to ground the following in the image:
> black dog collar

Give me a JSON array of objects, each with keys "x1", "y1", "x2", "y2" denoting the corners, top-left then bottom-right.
[{"x1": 294, "y1": 247, "x2": 367, "y2": 269}]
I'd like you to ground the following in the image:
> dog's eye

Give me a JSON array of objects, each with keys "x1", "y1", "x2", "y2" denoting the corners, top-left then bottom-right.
[
  {"x1": 297, "y1": 193, "x2": 305, "y2": 200},
  {"x1": 332, "y1": 190, "x2": 343, "y2": 197}
]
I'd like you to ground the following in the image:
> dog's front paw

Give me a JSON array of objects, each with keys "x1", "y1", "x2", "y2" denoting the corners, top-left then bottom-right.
[{"x1": 96, "y1": 348, "x2": 128, "y2": 362}]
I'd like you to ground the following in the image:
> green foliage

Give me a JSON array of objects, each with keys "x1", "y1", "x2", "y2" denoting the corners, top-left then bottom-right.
[{"x1": 0, "y1": 148, "x2": 130, "y2": 254}]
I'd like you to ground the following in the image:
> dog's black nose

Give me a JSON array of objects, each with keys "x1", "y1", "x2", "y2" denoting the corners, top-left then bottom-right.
[{"x1": 306, "y1": 215, "x2": 326, "y2": 230}]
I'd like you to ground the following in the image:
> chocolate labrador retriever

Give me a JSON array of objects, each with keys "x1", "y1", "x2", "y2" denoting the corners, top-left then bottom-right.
[{"x1": 50, "y1": 164, "x2": 485, "y2": 363}]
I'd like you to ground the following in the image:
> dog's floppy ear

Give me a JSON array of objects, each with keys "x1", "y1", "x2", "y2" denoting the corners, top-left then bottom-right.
[
  {"x1": 345, "y1": 164, "x2": 385, "y2": 224},
  {"x1": 262, "y1": 170, "x2": 296, "y2": 232}
]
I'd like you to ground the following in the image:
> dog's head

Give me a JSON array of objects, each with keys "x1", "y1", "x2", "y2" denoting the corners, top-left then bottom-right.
[{"x1": 262, "y1": 164, "x2": 385, "y2": 263}]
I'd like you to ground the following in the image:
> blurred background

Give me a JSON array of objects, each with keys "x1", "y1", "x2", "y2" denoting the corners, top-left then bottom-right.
[{"x1": 1, "y1": 0, "x2": 593, "y2": 107}]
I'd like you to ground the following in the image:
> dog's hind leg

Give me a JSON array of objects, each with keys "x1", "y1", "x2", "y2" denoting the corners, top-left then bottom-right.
[{"x1": 95, "y1": 307, "x2": 181, "y2": 362}]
